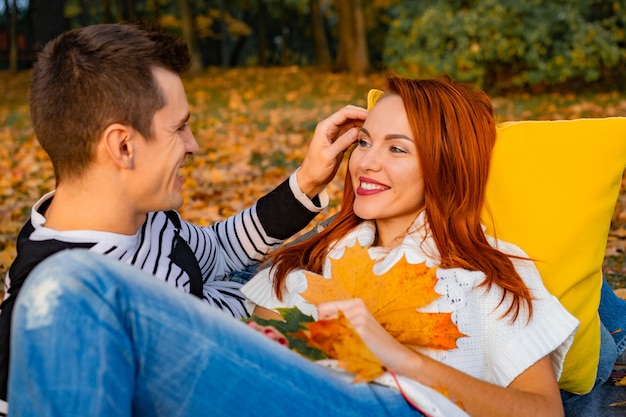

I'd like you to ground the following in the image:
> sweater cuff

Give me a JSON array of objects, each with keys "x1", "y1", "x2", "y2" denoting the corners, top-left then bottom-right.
[
  {"x1": 256, "y1": 172, "x2": 327, "y2": 240},
  {"x1": 288, "y1": 169, "x2": 329, "y2": 212}
]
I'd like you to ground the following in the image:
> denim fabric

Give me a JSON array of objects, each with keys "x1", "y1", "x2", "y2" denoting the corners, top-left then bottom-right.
[
  {"x1": 560, "y1": 376, "x2": 626, "y2": 416},
  {"x1": 227, "y1": 264, "x2": 260, "y2": 284},
  {"x1": 561, "y1": 279, "x2": 626, "y2": 416},
  {"x1": 8, "y1": 250, "x2": 424, "y2": 417},
  {"x1": 599, "y1": 278, "x2": 626, "y2": 358}
]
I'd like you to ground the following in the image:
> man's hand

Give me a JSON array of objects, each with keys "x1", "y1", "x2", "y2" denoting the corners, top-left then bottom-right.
[
  {"x1": 246, "y1": 321, "x2": 289, "y2": 347},
  {"x1": 297, "y1": 105, "x2": 368, "y2": 198}
]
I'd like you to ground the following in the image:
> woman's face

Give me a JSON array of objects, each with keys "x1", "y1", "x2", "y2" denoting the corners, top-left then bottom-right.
[{"x1": 349, "y1": 94, "x2": 425, "y2": 246}]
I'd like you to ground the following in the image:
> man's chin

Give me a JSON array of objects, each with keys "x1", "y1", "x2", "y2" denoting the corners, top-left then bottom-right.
[
  {"x1": 170, "y1": 200, "x2": 184, "y2": 211},
  {"x1": 159, "y1": 197, "x2": 184, "y2": 212}
]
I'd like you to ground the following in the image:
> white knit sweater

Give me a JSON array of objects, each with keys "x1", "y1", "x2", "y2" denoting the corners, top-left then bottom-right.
[{"x1": 242, "y1": 213, "x2": 579, "y2": 417}]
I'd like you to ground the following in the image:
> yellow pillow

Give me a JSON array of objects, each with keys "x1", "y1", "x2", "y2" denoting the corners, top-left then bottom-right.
[{"x1": 482, "y1": 118, "x2": 626, "y2": 394}]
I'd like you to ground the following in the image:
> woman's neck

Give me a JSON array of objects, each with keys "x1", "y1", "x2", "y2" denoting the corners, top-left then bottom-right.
[
  {"x1": 373, "y1": 224, "x2": 407, "y2": 248},
  {"x1": 373, "y1": 211, "x2": 425, "y2": 248}
]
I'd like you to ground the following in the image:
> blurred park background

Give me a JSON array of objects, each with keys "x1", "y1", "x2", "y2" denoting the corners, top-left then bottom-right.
[{"x1": 0, "y1": 0, "x2": 625, "y2": 289}]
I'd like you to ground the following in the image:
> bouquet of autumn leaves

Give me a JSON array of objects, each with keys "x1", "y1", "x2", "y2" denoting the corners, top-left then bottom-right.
[{"x1": 243, "y1": 243, "x2": 465, "y2": 383}]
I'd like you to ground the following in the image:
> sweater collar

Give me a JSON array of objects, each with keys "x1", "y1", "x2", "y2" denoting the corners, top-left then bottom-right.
[{"x1": 324, "y1": 212, "x2": 441, "y2": 277}]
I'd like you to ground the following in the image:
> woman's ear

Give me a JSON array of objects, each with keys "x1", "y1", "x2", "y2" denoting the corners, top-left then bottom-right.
[{"x1": 101, "y1": 124, "x2": 134, "y2": 169}]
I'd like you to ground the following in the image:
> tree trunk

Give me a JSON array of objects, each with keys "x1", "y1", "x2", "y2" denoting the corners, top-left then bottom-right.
[
  {"x1": 228, "y1": 10, "x2": 251, "y2": 67},
  {"x1": 78, "y1": 0, "x2": 90, "y2": 26},
  {"x1": 310, "y1": 0, "x2": 330, "y2": 68},
  {"x1": 114, "y1": 0, "x2": 123, "y2": 20},
  {"x1": 125, "y1": 0, "x2": 136, "y2": 21},
  {"x1": 350, "y1": 0, "x2": 368, "y2": 74},
  {"x1": 279, "y1": 0, "x2": 288, "y2": 65},
  {"x1": 332, "y1": 0, "x2": 368, "y2": 74},
  {"x1": 150, "y1": 0, "x2": 160, "y2": 22},
  {"x1": 229, "y1": 35, "x2": 248, "y2": 67},
  {"x1": 333, "y1": 0, "x2": 351, "y2": 72},
  {"x1": 218, "y1": 0, "x2": 228, "y2": 67},
  {"x1": 29, "y1": 0, "x2": 66, "y2": 51},
  {"x1": 8, "y1": 0, "x2": 17, "y2": 73},
  {"x1": 102, "y1": 0, "x2": 113, "y2": 23},
  {"x1": 177, "y1": 0, "x2": 203, "y2": 73},
  {"x1": 256, "y1": 0, "x2": 268, "y2": 66},
  {"x1": 115, "y1": 0, "x2": 137, "y2": 21}
]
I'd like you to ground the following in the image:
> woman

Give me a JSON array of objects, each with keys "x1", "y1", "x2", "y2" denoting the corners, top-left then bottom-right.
[
  {"x1": 8, "y1": 76, "x2": 577, "y2": 417},
  {"x1": 242, "y1": 75, "x2": 578, "y2": 416}
]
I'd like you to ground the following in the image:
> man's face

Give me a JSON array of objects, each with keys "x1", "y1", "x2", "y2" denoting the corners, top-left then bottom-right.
[{"x1": 130, "y1": 67, "x2": 199, "y2": 214}]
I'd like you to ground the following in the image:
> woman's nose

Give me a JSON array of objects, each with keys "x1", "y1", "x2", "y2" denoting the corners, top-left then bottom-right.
[{"x1": 358, "y1": 147, "x2": 381, "y2": 171}]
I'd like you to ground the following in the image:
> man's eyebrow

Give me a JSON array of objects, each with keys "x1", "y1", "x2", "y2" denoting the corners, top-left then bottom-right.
[
  {"x1": 178, "y1": 112, "x2": 191, "y2": 125},
  {"x1": 359, "y1": 127, "x2": 412, "y2": 141}
]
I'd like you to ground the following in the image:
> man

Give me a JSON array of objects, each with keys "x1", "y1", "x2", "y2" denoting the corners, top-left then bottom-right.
[{"x1": 0, "y1": 22, "x2": 367, "y2": 406}]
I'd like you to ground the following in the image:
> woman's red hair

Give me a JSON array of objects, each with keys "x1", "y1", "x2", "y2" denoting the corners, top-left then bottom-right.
[{"x1": 268, "y1": 75, "x2": 533, "y2": 321}]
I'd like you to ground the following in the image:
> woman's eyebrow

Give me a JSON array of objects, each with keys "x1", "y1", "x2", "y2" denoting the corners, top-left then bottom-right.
[
  {"x1": 360, "y1": 127, "x2": 412, "y2": 142},
  {"x1": 385, "y1": 133, "x2": 412, "y2": 142}
]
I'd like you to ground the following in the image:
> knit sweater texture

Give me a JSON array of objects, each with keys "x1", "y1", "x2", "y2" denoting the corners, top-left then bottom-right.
[{"x1": 242, "y1": 213, "x2": 579, "y2": 416}]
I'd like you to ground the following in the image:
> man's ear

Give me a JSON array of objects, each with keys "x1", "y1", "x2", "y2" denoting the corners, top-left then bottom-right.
[{"x1": 101, "y1": 124, "x2": 134, "y2": 169}]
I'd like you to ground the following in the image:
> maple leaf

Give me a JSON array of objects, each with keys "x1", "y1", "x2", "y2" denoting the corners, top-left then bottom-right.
[
  {"x1": 302, "y1": 243, "x2": 465, "y2": 350},
  {"x1": 292, "y1": 311, "x2": 387, "y2": 383},
  {"x1": 243, "y1": 307, "x2": 327, "y2": 361}
]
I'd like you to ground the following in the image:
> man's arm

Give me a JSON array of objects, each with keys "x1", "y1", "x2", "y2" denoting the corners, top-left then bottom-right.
[
  {"x1": 177, "y1": 106, "x2": 367, "y2": 310},
  {"x1": 255, "y1": 175, "x2": 323, "y2": 240}
]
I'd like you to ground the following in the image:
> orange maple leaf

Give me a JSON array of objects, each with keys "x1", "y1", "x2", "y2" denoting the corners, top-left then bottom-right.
[
  {"x1": 292, "y1": 311, "x2": 386, "y2": 383},
  {"x1": 302, "y1": 243, "x2": 465, "y2": 350}
]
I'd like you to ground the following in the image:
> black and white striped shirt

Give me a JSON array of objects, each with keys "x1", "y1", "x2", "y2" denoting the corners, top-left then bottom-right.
[{"x1": 0, "y1": 174, "x2": 327, "y2": 403}]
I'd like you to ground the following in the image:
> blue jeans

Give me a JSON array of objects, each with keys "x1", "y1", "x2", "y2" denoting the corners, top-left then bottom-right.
[
  {"x1": 560, "y1": 279, "x2": 626, "y2": 416},
  {"x1": 8, "y1": 250, "x2": 424, "y2": 417},
  {"x1": 599, "y1": 278, "x2": 626, "y2": 360}
]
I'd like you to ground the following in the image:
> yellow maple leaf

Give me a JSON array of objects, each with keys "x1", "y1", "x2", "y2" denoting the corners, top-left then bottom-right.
[
  {"x1": 292, "y1": 311, "x2": 386, "y2": 383},
  {"x1": 303, "y1": 243, "x2": 465, "y2": 350}
]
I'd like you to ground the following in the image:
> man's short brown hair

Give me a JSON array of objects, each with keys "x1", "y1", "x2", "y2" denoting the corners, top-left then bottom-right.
[{"x1": 29, "y1": 22, "x2": 191, "y2": 183}]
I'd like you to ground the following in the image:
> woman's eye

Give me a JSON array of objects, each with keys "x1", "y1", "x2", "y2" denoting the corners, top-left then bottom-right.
[
  {"x1": 178, "y1": 123, "x2": 188, "y2": 132},
  {"x1": 390, "y1": 146, "x2": 406, "y2": 154},
  {"x1": 357, "y1": 138, "x2": 370, "y2": 147}
]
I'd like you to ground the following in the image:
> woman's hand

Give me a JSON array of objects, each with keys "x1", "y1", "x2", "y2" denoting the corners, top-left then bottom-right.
[
  {"x1": 317, "y1": 298, "x2": 414, "y2": 371},
  {"x1": 317, "y1": 298, "x2": 564, "y2": 417}
]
